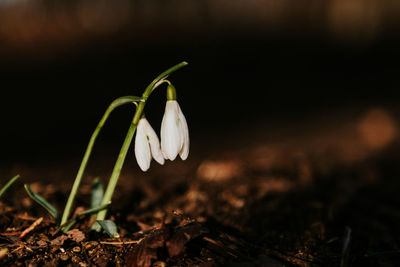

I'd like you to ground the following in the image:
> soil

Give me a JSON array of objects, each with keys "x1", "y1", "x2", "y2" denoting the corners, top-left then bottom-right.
[{"x1": 1, "y1": 107, "x2": 400, "y2": 266}]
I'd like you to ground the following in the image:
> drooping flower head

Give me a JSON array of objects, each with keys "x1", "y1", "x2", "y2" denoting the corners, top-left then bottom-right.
[
  {"x1": 161, "y1": 84, "x2": 189, "y2": 161},
  {"x1": 134, "y1": 118, "x2": 165, "y2": 171}
]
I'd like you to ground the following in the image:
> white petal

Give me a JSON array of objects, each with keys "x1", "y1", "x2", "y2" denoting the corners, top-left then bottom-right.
[
  {"x1": 134, "y1": 119, "x2": 151, "y2": 171},
  {"x1": 161, "y1": 101, "x2": 182, "y2": 160},
  {"x1": 177, "y1": 104, "x2": 189, "y2": 160},
  {"x1": 142, "y1": 119, "x2": 165, "y2": 165}
]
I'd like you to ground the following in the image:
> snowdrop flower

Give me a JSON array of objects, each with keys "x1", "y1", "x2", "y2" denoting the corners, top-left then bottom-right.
[
  {"x1": 161, "y1": 100, "x2": 189, "y2": 161},
  {"x1": 134, "y1": 118, "x2": 164, "y2": 171}
]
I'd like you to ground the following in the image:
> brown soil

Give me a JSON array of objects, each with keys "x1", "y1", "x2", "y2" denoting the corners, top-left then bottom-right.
[{"x1": 1, "y1": 107, "x2": 400, "y2": 266}]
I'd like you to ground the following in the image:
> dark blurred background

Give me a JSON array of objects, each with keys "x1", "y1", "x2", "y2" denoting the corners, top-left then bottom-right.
[{"x1": 0, "y1": 0, "x2": 399, "y2": 165}]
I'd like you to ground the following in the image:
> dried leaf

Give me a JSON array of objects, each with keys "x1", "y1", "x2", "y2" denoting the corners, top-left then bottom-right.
[
  {"x1": 125, "y1": 227, "x2": 170, "y2": 267},
  {"x1": 166, "y1": 222, "x2": 208, "y2": 257},
  {"x1": 67, "y1": 229, "x2": 85, "y2": 242},
  {"x1": 50, "y1": 235, "x2": 68, "y2": 246},
  {"x1": 36, "y1": 240, "x2": 47, "y2": 247}
]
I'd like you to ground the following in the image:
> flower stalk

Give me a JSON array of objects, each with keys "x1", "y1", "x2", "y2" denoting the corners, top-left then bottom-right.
[
  {"x1": 24, "y1": 62, "x2": 188, "y2": 234},
  {"x1": 94, "y1": 61, "x2": 188, "y2": 226},
  {"x1": 60, "y1": 96, "x2": 142, "y2": 226}
]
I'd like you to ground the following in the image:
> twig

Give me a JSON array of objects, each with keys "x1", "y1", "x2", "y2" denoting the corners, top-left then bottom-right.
[
  {"x1": 16, "y1": 214, "x2": 38, "y2": 221},
  {"x1": 11, "y1": 246, "x2": 23, "y2": 254},
  {"x1": 100, "y1": 240, "x2": 141, "y2": 245},
  {"x1": 19, "y1": 217, "x2": 43, "y2": 238},
  {"x1": 202, "y1": 236, "x2": 222, "y2": 247},
  {"x1": 203, "y1": 236, "x2": 238, "y2": 258},
  {"x1": 266, "y1": 248, "x2": 319, "y2": 264},
  {"x1": 0, "y1": 232, "x2": 22, "y2": 236}
]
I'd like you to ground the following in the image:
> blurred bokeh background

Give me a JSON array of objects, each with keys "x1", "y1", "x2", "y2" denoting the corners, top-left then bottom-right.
[{"x1": 0, "y1": 0, "x2": 399, "y2": 168}]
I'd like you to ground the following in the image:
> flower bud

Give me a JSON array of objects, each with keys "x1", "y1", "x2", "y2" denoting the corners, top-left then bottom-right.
[{"x1": 161, "y1": 100, "x2": 189, "y2": 161}]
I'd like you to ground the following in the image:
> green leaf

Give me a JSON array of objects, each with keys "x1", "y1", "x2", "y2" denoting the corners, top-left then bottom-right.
[
  {"x1": 62, "y1": 202, "x2": 111, "y2": 232},
  {"x1": 24, "y1": 184, "x2": 59, "y2": 220},
  {"x1": 90, "y1": 178, "x2": 104, "y2": 209},
  {"x1": 60, "y1": 96, "x2": 142, "y2": 226},
  {"x1": 96, "y1": 220, "x2": 120, "y2": 238},
  {"x1": 80, "y1": 202, "x2": 111, "y2": 217},
  {"x1": 61, "y1": 202, "x2": 111, "y2": 233},
  {"x1": 0, "y1": 175, "x2": 20, "y2": 198}
]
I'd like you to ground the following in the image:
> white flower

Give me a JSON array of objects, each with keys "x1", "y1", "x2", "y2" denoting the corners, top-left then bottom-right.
[
  {"x1": 134, "y1": 118, "x2": 165, "y2": 171},
  {"x1": 161, "y1": 100, "x2": 189, "y2": 161}
]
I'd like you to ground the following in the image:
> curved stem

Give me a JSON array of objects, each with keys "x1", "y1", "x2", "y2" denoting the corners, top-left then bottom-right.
[
  {"x1": 95, "y1": 62, "x2": 188, "y2": 225},
  {"x1": 60, "y1": 96, "x2": 142, "y2": 226}
]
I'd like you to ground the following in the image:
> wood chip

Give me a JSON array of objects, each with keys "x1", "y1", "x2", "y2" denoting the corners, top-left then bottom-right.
[{"x1": 19, "y1": 217, "x2": 43, "y2": 238}]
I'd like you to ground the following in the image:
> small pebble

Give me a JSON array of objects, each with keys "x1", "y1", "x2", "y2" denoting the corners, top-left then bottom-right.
[
  {"x1": 87, "y1": 249, "x2": 96, "y2": 256},
  {"x1": 59, "y1": 253, "x2": 69, "y2": 261},
  {"x1": 72, "y1": 256, "x2": 80, "y2": 263},
  {"x1": 72, "y1": 246, "x2": 81, "y2": 253},
  {"x1": 84, "y1": 241, "x2": 98, "y2": 250}
]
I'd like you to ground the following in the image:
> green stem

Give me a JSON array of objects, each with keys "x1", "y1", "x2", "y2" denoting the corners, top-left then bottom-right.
[
  {"x1": 94, "y1": 118, "x2": 138, "y2": 225},
  {"x1": 60, "y1": 96, "x2": 142, "y2": 226},
  {"x1": 0, "y1": 175, "x2": 20, "y2": 198},
  {"x1": 95, "y1": 62, "x2": 188, "y2": 225}
]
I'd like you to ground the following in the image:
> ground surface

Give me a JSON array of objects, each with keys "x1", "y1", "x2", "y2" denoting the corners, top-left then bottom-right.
[{"x1": 0, "y1": 107, "x2": 400, "y2": 266}]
